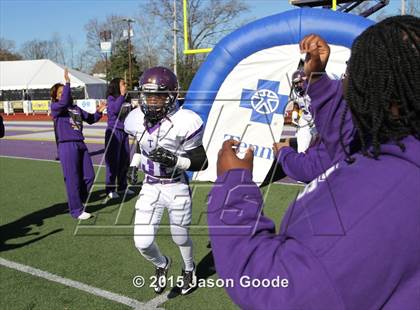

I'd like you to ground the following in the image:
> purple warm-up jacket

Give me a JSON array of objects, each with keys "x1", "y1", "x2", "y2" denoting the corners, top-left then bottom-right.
[
  {"x1": 51, "y1": 83, "x2": 102, "y2": 142},
  {"x1": 0, "y1": 115, "x2": 4, "y2": 138},
  {"x1": 208, "y1": 76, "x2": 420, "y2": 309},
  {"x1": 106, "y1": 95, "x2": 126, "y2": 130}
]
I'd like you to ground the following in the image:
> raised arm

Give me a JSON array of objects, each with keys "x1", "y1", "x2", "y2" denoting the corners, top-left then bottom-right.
[
  {"x1": 301, "y1": 35, "x2": 356, "y2": 163},
  {"x1": 51, "y1": 69, "x2": 72, "y2": 116},
  {"x1": 306, "y1": 75, "x2": 355, "y2": 163}
]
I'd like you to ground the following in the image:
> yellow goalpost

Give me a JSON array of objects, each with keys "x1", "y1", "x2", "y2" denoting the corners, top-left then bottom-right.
[
  {"x1": 183, "y1": 0, "x2": 213, "y2": 55},
  {"x1": 182, "y1": 0, "x2": 338, "y2": 55}
]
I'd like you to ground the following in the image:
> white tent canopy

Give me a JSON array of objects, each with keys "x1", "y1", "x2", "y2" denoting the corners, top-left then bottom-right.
[{"x1": 0, "y1": 59, "x2": 107, "y2": 99}]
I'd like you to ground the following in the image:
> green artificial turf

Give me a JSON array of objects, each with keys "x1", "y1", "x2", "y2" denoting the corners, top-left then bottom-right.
[{"x1": 0, "y1": 157, "x2": 301, "y2": 310}]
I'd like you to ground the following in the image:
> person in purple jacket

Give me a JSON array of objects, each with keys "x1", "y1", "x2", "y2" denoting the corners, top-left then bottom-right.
[
  {"x1": 208, "y1": 15, "x2": 420, "y2": 309},
  {"x1": 51, "y1": 69, "x2": 106, "y2": 220},
  {"x1": 0, "y1": 114, "x2": 4, "y2": 138},
  {"x1": 105, "y1": 78, "x2": 134, "y2": 199}
]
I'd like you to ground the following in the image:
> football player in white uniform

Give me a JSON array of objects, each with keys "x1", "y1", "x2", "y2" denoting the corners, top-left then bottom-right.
[
  {"x1": 291, "y1": 70, "x2": 317, "y2": 153},
  {"x1": 124, "y1": 67, "x2": 208, "y2": 295}
]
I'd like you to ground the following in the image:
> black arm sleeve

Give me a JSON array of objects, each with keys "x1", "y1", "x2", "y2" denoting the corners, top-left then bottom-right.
[{"x1": 185, "y1": 145, "x2": 208, "y2": 171}]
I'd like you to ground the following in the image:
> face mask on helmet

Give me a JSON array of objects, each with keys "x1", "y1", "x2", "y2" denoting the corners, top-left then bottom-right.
[
  {"x1": 138, "y1": 67, "x2": 179, "y2": 125},
  {"x1": 140, "y1": 89, "x2": 175, "y2": 124},
  {"x1": 140, "y1": 85, "x2": 176, "y2": 125}
]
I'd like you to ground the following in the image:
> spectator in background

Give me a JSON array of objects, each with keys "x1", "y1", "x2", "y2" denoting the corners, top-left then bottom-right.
[
  {"x1": 104, "y1": 78, "x2": 134, "y2": 199},
  {"x1": 23, "y1": 90, "x2": 31, "y2": 101},
  {"x1": 51, "y1": 68, "x2": 106, "y2": 220},
  {"x1": 0, "y1": 114, "x2": 4, "y2": 138},
  {"x1": 53, "y1": 119, "x2": 60, "y2": 160}
]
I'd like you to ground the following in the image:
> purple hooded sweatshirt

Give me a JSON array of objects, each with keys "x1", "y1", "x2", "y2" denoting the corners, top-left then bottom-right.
[
  {"x1": 106, "y1": 95, "x2": 126, "y2": 130},
  {"x1": 277, "y1": 74, "x2": 354, "y2": 183},
  {"x1": 51, "y1": 83, "x2": 102, "y2": 142},
  {"x1": 208, "y1": 76, "x2": 420, "y2": 309},
  {"x1": 0, "y1": 114, "x2": 4, "y2": 138},
  {"x1": 306, "y1": 75, "x2": 356, "y2": 163}
]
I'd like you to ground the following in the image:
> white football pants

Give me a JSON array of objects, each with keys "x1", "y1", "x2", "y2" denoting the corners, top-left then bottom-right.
[{"x1": 133, "y1": 181, "x2": 194, "y2": 271}]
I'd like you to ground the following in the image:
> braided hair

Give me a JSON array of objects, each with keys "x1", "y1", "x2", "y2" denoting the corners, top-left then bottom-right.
[{"x1": 344, "y1": 15, "x2": 420, "y2": 158}]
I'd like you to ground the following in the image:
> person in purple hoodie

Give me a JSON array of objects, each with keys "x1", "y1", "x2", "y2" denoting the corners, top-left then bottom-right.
[
  {"x1": 263, "y1": 68, "x2": 334, "y2": 186},
  {"x1": 105, "y1": 78, "x2": 134, "y2": 199},
  {"x1": 0, "y1": 114, "x2": 4, "y2": 138},
  {"x1": 208, "y1": 15, "x2": 420, "y2": 309},
  {"x1": 51, "y1": 69, "x2": 106, "y2": 220}
]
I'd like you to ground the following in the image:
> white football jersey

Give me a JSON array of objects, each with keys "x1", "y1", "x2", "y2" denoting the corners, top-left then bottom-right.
[
  {"x1": 295, "y1": 93, "x2": 313, "y2": 123},
  {"x1": 124, "y1": 106, "x2": 204, "y2": 177}
]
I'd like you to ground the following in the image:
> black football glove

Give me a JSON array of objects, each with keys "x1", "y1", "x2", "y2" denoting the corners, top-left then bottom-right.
[
  {"x1": 127, "y1": 166, "x2": 138, "y2": 185},
  {"x1": 148, "y1": 147, "x2": 178, "y2": 167}
]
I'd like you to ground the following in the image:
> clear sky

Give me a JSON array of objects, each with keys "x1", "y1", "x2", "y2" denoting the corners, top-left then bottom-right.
[{"x1": 0, "y1": 0, "x2": 403, "y2": 52}]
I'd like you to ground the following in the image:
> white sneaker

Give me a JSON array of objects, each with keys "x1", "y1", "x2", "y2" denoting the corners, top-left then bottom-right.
[
  {"x1": 77, "y1": 212, "x2": 93, "y2": 220},
  {"x1": 107, "y1": 192, "x2": 119, "y2": 199}
]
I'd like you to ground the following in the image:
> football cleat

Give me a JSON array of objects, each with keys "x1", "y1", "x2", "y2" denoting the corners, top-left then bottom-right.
[
  {"x1": 154, "y1": 256, "x2": 171, "y2": 294},
  {"x1": 180, "y1": 264, "x2": 197, "y2": 295}
]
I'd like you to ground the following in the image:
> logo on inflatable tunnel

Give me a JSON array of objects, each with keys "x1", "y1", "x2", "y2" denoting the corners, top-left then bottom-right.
[
  {"x1": 224, "y1": 133, "x2": 274, "y2": 161},
  {"x1": 240, "y1": 79, "x2": 289, "y2": 125}
]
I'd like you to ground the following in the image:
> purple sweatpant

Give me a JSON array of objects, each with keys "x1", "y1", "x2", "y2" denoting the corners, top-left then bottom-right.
[
  {"x1": 105, "y1": 128, "x2": 129, "y2": 194},
  {"x1": 58, "y1": 141, "x2": 95, "y2": 218}
]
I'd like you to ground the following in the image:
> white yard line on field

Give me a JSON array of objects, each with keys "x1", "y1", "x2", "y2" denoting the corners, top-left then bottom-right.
[
  {"x1": 0, "y1": 257, "x2": 150, "y2": 309},
  {"x1": 0, "y1": 155, "x2": 105, "y2": 168},
  {"x1": 144, "y1": 291, "x2": 171, "y2": 308},
  {"x1": 0, "y1": 156, "x2": 301, "y2": 187}
]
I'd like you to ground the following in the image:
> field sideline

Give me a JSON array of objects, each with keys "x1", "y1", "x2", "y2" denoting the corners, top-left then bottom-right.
[{"x1": 0, "y1": 156, "x2": 301, "y2": 309}]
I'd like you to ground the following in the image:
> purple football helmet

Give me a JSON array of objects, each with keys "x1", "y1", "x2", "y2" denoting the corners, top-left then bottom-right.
[{"x1": 139, "y1": 66, "x2": 179, "y2": 124}]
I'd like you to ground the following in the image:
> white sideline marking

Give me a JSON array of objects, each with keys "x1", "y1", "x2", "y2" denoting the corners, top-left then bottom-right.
[
  {"x1": 0, "y1": 257, "x2": 148, "y2": 309},
  {"x1": 0, "y1": 156, "x2": 300, "y2": 187},
  {"x1": 0, "y1": 155, "x2": 105, "y2": 168},
  {"x1": 275, "y1": 181, "x2": 305, "y2": 187},
  {"x1": 144, "y1": 291, "x2": 171, "y2": 308}
]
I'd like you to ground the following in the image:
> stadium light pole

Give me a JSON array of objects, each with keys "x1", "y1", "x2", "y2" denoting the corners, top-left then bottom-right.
[
  {"x1": 401, "y1": 0, "x2": 405, "y2": 15},
  {"x1": 100, "y1": 30, "x2": 112, "y2": 86},
  {"x1": 123, "y1": 18, "x2": 135, "y2": 89},
  {"x1": 173, "y1": 0, "x2": 178, "y2": 76}
]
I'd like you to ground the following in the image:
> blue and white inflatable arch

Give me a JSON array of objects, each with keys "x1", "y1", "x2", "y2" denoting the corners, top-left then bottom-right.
[{"x1": 184, "y1": 8, "x2": 374, "y2": 183}]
